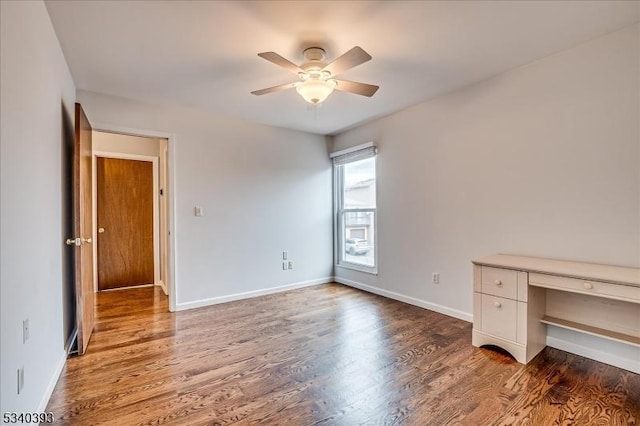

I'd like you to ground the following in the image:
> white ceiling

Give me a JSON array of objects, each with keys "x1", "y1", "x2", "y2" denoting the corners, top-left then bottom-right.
[{"x1": 45, "y1": 1, "x2": 638, "y2": 135}]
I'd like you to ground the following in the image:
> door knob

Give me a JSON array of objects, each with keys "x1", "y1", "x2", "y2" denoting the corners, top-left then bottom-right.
[{"x1": 98, "y1": 228, "x2": 105, "y2": 233}]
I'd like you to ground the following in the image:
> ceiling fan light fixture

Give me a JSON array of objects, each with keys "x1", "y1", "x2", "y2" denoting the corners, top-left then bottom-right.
[
  {"x1": 253, "y1": 46, "x2": 378, "y2": 103},
  {"x1": 295, "y1": 79, "x2": 337, "y2": 104}
]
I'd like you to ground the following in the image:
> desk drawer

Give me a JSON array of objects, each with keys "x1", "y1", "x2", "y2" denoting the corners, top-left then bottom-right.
[
  {"x1": 529, "y1": 273, "x2": 640, "y2": 304},
  {"x1": 481, "y1": 294, "x2": 517, "y2": 341},
  {"x1": 482, "y1": 266, "x2": 518, "y2": 300}
]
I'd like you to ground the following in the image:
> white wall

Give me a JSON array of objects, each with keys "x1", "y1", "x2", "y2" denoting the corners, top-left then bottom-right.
[
  {"x1": 93, "y1": 131, "x2": 161, "y2": 157},
  {"x1": 77, "y1": 90, "x2": 334, "y2": 308},
  {"x1": 1, "y1": 0, "x2": 76, "y2": 414},
  {"x1": 333, "y1": 25, "x2": 639, "y2": 367}
]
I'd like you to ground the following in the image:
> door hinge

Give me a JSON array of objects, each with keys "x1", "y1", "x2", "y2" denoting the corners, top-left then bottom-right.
[
  {"x1": 66, "y1": 237, "x2": 91, "y2": 246},
  {"x1": 66, "y1": 237, "x2": 81, "y2": 246}
]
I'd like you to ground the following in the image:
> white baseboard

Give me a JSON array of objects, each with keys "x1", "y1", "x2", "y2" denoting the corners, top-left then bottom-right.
[
  {"x1": 100, "y1": 283, "x2": 154, "y2": 292},
  {"x1": 156, "y1": 280, "x2": 168, "y2": 295},
  {"x1": 546, "y1": 336, "x2": 640, "y2": 374},
  {"x1": 334, "y1": 276, "x2": 473, "y2": 322},
  {"x1": 65, "y1": 327, "x2": 78, "y2": 354},
  {"x1": 334, "y1": 277, "x2": 640, "y2": 373},
  {"x1": 37, "y1": 350, "x2": 67, "y2": 412},
  {"x1": 174, "y1": 277, "x2": 333, "y2": 311}
]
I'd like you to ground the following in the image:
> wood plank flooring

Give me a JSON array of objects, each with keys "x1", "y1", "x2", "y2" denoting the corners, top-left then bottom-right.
[{"x1": 47, "y1": 284, "x2": 639, "y2": 425}]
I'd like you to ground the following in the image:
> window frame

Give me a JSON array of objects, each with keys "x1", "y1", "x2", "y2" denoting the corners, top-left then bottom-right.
[{"x1": 333, "y1": 155, "x2": 378, "y2": 275}]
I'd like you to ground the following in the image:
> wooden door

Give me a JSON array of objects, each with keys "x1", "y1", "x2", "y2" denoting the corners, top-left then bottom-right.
[
  {"x1": 97, "y1": 157, "x2": 154, "y2": 290},
  {"x1": 71, "y1": 103, "x2": 95, "y2": 355}
]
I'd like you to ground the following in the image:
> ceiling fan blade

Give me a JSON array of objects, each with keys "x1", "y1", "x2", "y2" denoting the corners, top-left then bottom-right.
[
  {"x1": 333, "y1": 79, "x2": 379, "y2": 97},
  {"x1": 257, "y1": 52, "x2": 304, "y2": 75},
  {"x1": 323, "y1": 46, "x2": 372, "y2": 76},
  {"x1": 251, "y1": 82, "x2": 297, "y2": 96}
]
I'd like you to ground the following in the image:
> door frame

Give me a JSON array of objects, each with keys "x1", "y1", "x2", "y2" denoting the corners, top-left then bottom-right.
[
  {"x1": 91, "y1": 123, "x2": 178, "y2": 312},
  {"x1": 93, "y1": 153, "x2": 160, "y2": 291}
]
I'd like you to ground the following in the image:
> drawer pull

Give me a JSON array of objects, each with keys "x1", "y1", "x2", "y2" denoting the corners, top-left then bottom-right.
[
  {"x1": 583, "y1": 282, "x2": 594, "y2": 290},
  {"x1": 494, "y1": 279, "x2": 502, "y2": 287},
  {"x1": 494, "y1": 301, "x2": 502, "y2": 308}
]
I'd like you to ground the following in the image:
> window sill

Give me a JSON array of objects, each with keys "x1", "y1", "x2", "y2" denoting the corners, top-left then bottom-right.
[{"x1": 336, "y1": 263, "x2": 378, "y2": 275}]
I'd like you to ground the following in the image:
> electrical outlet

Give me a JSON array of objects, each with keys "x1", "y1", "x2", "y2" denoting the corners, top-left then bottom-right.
[
  {"x1": 283, "y1": 251, "x2": 288, "y2": 261},
  {"x1": 23, "y1": 318, "x2": 29, "y2": 343},
  {"x1": 432, "y1": 273, "x2": 440, "y2": 284},
  {"x1": 17, "y1": 367, "x2": 24, "y2": 394},
  {"x1": 282, "y1": 261, "x2": 288, "y2": 270},
  {"x1": 288, "y1": 261, "x2": 294, "y2": 270}
]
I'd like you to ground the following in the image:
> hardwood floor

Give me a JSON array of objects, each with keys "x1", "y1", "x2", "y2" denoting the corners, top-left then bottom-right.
[{"x1": 47, "y1": 284, "x2": 639, "y2": 425}]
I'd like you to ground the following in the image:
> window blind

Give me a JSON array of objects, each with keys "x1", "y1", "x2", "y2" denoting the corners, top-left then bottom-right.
[{"x1": 330, "y1": 143, "x2": 377, "y2": 165}]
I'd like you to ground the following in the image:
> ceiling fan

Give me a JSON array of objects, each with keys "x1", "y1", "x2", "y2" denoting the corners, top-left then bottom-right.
[{"x1": 251, "y1": 46, "x2": 379, "y2": 105}]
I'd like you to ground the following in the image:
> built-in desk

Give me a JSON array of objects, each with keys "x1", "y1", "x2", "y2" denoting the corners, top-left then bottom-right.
[{"x1": 472, "y1": 254, "x2": 640, "y2": 370}]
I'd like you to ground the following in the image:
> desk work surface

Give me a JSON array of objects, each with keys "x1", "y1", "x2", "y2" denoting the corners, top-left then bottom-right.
[{"x1": 472, "y1": 254, "x2": 640, "y2": 287}]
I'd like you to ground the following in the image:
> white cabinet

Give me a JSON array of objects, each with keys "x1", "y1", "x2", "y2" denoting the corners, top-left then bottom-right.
[
  {"x1": 472, "y1": 254, "x2": 640, "y2": 366},
  {"x1": 480, "y1": 293, "x2": 518, "y2": 341},
  {"x1": 472, "y1": 263, "x2": 545, "y2": 363}
]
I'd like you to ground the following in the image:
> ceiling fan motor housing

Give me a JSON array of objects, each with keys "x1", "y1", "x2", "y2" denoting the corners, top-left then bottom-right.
[
  {"x1": 302, "y1": 47, "x2": 328, "y2": 74},
  {"x1": 303, "y1": 47, "x2": 326, "y2": 61}
]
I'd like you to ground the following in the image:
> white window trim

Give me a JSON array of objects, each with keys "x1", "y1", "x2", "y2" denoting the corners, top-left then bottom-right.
[{"x1": 333, "y1": 154, "x2": 378, "y2": 275}]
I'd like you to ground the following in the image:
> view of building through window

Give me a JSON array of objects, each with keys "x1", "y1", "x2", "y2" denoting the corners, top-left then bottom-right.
[{"x1": 341, "y1": 157, "x2": 376, "y2": 268}]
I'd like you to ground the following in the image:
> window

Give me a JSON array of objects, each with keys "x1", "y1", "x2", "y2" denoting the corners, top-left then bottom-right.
[{"x1": 332, "y1": 144, "x2": 377, "y2": 273}]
